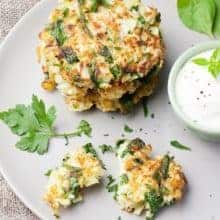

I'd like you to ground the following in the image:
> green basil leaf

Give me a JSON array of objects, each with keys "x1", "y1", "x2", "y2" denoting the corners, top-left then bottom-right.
[
  {"x1": 211, "y1": 48, "x2": 220, "y2": 61},
  {"x1": 177, "y1": 0, "x2": 216, "y2": 36},
  {"x1": 192, "y1": 58, "x2": 209, "y2": 66},
  {"x1": 208, "y1": 62, "x2": 220, "y2": 78}
]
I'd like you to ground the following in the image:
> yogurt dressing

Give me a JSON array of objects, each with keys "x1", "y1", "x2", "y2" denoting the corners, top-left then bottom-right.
[{"x1": 176, "y1": 49, "x2": 220, "y2": 131}]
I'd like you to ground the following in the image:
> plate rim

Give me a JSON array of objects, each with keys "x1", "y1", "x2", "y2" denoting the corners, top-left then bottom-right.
[{"x1": 0, "y1": 0, "x2": 50, "y2": 219}]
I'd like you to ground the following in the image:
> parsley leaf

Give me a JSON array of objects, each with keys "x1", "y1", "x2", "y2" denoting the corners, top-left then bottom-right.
[
  {"x1": 170, "y1": 140, "x2": 191, "y2": 151},
  {"x1": 106, "y1": 175, "x2": 118, "y2": 200},
  {"x1": 0, "y1": 95, "x2": 56, "y2": 154},
  {"x1": 74, "y1": 120, "x2": 92, "y2": 137},
  {"x1": 0, "y1": 95, "x2": 92, "y2": 155},
  {"x1": 99, "y1": 144, "x2": 114, "y2": 154},
  {"x1": 193, "y1": 48, "x2": 220, "y2": 79},
  {"x1": 145, "y1": 189, "x2": 163, "y2": 217},
  {"x1": 83, "y1": 143, "x2": 97, "y2": 158},
  {"x1": 124, "y1": 124, "x2": 133, "y2": 133}
]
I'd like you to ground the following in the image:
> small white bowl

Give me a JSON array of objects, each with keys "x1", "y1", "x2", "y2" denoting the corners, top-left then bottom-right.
[{"x1": 168, "y1": 40, "x2": 220, "y2": 142}]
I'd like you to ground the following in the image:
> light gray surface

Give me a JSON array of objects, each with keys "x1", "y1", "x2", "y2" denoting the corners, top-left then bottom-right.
[
  {"x1": 0, "y1": 0, "x2": 39, "y2": 219},
  {"x1": 0, "y1": 0, "x2": 219, "y2": 220}
]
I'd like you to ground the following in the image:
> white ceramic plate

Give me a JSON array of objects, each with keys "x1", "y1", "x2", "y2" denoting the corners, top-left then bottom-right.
[{"x1": 0, "y1": 1, "x2": 219, "y2": 220}]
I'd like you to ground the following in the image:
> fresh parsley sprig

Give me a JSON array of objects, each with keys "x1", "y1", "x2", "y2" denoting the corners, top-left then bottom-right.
[
  {"x1": 193, "y1": 48, "x2": 220, "y2": 79},
  {"x1": 0, "y1": 95, "x2": 92, "y2": 155}
]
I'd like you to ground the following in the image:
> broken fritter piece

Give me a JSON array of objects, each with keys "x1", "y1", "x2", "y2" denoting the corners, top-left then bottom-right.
[
  {"x1": 44, "y1": 143, "x2": 104, "y2": 216},
  {"x1": 107, "y1": 138, "x2": 186, "y2": 219}
]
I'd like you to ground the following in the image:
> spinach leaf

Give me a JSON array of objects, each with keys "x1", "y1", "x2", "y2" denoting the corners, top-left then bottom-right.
[
  {"x1": 62, "y1": 47, "x2": 79, "y2": 64},
  {"x1": 160, "y1": 155, "x2": 172, "y2": 179},
  {"x1": 51, "y1": 20, "x2": 67, "y2": 46},
  {"x1": 177, "y1": 0, "x2": 216, "y2": 36},
  {"x1": 100, "y1": 46, "x2": 113, "y2": 63},
  {"x1": 138, "y1": 15, "x2": 146, "y2": 25},
  {"x1": 88, "y1": 63, "x2": 101, "y2": 87},
  {"x1": 110, "y1": 65, "x2": 122, "y2": 79},
  {"x1": 214, "y1": 0, "x2": 220, "y2": 37}
]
